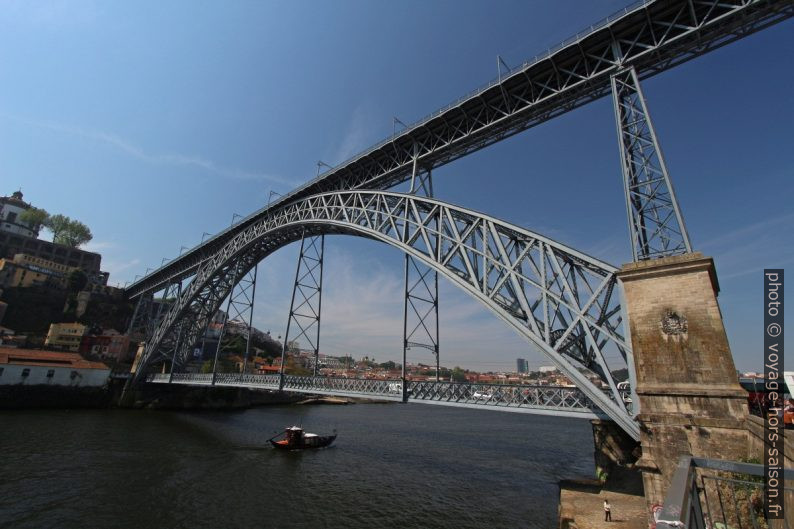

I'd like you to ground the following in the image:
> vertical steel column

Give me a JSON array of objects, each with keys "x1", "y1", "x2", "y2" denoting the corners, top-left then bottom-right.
[
  {"x1": 126, "y1": 293, "x2": 153, "y2": 340},
  {"x1": 147, "y1": 280, "x2": 181, "y2": 342},
  {"x1": 240, "y1": 264, "x2": 259, "y2": 377},
  {"x1": 165, "y1": 281, "x2": 183, "y2": 382},
  {"x1": 403, "y1": 154, "x2": 440, "y2": 400},
  {"x1": 279, "y1": 230, "x2": 324, "y2": 388},
  {"x1": 611, "y1": 66, "x2": 692, "y2": 261},
  {"x1": 211, "y1": 261, "x2": 242, "y2": 385}
]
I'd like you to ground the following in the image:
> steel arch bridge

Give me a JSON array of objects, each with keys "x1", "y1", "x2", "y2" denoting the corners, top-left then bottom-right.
[
  {"x1": 125, "y1": 0, "x2": 793, "y2": 443},
  {"x1": 133, "y1": 191, "x2": 639, "y2": 438}
]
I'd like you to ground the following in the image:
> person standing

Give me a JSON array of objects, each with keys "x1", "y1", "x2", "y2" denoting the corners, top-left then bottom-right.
[{"x1": 604, "y1": 499, "x2": 612, "y2": 522}]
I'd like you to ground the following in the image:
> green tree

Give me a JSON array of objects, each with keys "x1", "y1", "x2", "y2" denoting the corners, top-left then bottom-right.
[
  {"x1": 451, "y1": 366, "x2": 467, "y2": 383},
  {"x1": 67, "y1": 269, "x2": 88, "y2": 292},
  {"x1": 43, "y1": 214, "x2": 93, "y2": 248},
  {"x1": 43, "y1": 214, "x2": 71, "y2": 242},
  {"x1": 58, "y1": 219, "x2": 93, "y2": 247},
  {"x1": 18, "y1": 207, "x2": 49, "y2": 232}
]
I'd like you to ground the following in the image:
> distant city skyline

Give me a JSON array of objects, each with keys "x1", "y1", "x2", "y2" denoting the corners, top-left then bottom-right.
[{"x1": 1, "y1": 1, "x2": 791, "y2": 372}]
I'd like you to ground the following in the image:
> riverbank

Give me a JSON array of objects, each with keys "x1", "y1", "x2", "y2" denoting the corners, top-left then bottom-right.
[
  {"x1": 0, "y1": 380, "x2": 395, "y2": 411},
  {"x1": 0, "y1": 383, "x2": 116, "y2": 409},
  {"x1": 558, "y1": 467, "x2": 647, "y2": 529},
  {"x1": 121, "y1": 384, "x2": 304, "y2": 409}
]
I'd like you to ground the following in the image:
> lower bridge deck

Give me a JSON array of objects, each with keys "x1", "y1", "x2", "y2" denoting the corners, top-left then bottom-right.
[{"x1": 147, "y1": 373, "x2": 609, "y2": 420}]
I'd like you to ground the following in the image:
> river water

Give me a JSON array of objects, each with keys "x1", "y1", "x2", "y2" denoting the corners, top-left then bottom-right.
[{"x1": 0, "y1": 403, "x2": 595, "y2": 528}]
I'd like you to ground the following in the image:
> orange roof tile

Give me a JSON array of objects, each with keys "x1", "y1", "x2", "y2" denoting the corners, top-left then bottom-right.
[{"x1": 0, "y1": 347, "x2": 109, "y2": 370}]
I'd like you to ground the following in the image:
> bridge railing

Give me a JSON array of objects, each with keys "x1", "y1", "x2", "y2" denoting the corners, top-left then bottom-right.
[
  {"x1": 407, "y1": 381, "x2": 600, "y2": 414},
  {"x1": 282, "y1": 376, "x2": 397, "y2": 398},
  {"x1": 656, "y1": 456, "x2": 793, "y2": 529},
  {"x1": 146, "y1": 373, "x2": 607, "y2": 416},
  {"x1": 214, "y1": 373, "x2": 280, "y2": 388}
]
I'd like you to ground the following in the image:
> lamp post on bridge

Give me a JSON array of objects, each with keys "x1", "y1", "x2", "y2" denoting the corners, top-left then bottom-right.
[
  {"x1": 268, "y1": 190, "x2": 283, "y2": 207},
  {"x1": 393, "y1": 117, "x2": 407, "y2": 136},
  {"x1": 316, "y1": 161, "x2": 332, "y2": 177}
]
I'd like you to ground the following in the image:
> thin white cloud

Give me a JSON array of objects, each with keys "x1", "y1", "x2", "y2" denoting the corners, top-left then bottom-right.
[
  {"x1": 700, "y1": 212, "x2": 794, "y2": 282},
  {"x1": 700, "y1": 212, "x2": 794, "y2": 250},
  {"x1": 329, "y1": 102, "x2": 381, "y2": 166},
  {"x1": 102, "y1": 257, "x2": 141, "y2": 283},
  {"x1": 4, "y1": 115, "x2": 297, "y2": 186},
  {"x1": 249, "y1": 243, "x2": 546, "y2": 371},
  {"x1": 82, "y1": 240, "x2": 116, "y2": 253}
]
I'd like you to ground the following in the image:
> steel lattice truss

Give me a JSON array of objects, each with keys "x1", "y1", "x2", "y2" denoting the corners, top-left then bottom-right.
[
  {"x1": 134, "y1": 190, "x2": 638, "y2": 438},
  {"x1": 147, "y1": 373, "x2": 605, "y2": 419},
  {"x1": 126, "y1": 0, "x2": 792, "y2": 299},
  {"x1": 403, "y1": 170, "x2": 440, "y2": 379},
  {"x1": 280, "y1": 234, "x2": 324, "y2": 379},
  {"x1": 612, "y1": 67, "x2": 692, "y2": 260},
  {"x1": 212, "y1": 263, "x2": 258, "y2": 375},
  {"x1": 127, "y1": 293, "x2": 154, "y2": 341}
]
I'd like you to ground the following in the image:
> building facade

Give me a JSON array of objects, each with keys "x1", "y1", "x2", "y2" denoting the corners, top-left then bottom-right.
[
  {"x1": 0, "y1": 191, "x2": 39, "y2": 239},
  {"x1": 516, "y1": 358, "x2": 529, "y2": 374},
  {"x1": 45, "y1": 322, "x2": 88, "y2": 352},
  {"x1": 0, "y1": 347, "x2": 110, "y2": 387},
  {"x1": 0, "y1": 253, "x2": 81, "y2": 289},
  {"x1": 0, "y1": 233, "x2": 102, "y2": 275},
  {"x1": 79, "y1": 331, "x2": 131, "y2": 363}
]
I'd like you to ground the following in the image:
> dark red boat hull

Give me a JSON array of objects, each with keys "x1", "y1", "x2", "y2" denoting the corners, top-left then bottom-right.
[{"x1": 270, "y1": 434, "x2": 336, "y2": 450}]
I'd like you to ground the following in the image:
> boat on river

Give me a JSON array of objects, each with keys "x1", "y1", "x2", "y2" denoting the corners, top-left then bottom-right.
[{"x1": 270, "y1": 426, "x2": 337, "y2": 450}]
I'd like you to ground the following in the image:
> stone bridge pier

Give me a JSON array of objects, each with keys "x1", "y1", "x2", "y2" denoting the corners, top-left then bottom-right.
[{"x1": 617, "y1": 252, "x2": 749, "y2": 507}]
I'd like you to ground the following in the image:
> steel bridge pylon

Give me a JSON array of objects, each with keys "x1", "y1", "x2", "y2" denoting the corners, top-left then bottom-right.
[
  {"x1": 402, "y1": 159, "x2": 440, "y2": 402},
  {"x1": 611, "y1": 65, "x2": 692, "y2": 262},
  {"x1": 279, "y1": 231, "x2": 325, "y2": 389}
]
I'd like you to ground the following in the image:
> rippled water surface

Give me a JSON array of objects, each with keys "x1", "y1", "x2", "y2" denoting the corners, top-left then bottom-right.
[{"x1": 0, "y1": 403, "x2": 595, "y2": 528}]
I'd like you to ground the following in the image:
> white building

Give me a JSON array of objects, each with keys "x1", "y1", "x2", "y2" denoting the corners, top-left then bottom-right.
[
  {"x1": 0, "y1": 191, "x2": 39, "y2": 238},
  {"x1": 0, "y1": 348, "x2": 110, "y2": 387},
  {"x1": 538, "y1": 365, "x2": 558, "y2": 373}
]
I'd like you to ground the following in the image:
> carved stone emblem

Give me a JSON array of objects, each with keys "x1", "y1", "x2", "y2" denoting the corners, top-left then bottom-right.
[{"x1": 661, "y1": 310, "x2": 688, "y2": 335}]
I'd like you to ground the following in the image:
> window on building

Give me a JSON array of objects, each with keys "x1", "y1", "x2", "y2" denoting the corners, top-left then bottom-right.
[
  {"x1": 0, "y1": 367, "x2": 4, "y2": 376},
  {"x1": 22, "y1": 368, "x2": 30, "y2": 377},
  {"x1": 70, "y1": 370, "x2": 79, "y2": 379},
  {"x1": 7, "y1": 212, "x2": 16, "y2": 223},
  {"x1": 47, "y1": 369, "x2": 55, "y2": 378}
]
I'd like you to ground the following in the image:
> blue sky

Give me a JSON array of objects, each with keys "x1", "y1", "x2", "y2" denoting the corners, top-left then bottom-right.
[{"x1": 1, "y1": 1, "x2": 791, "y2": 373}]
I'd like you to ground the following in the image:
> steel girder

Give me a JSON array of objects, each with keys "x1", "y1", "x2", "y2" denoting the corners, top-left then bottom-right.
[
  {"x1": 134, "y1": 190, "x2": 639, "y2": 439},
  {"x1": 125, "y1": 0, "x2": 792, "y2": 299},
  {"x1": 612, "y1": 66, "x2": 692, "y2": 260},
  {"x1": 147, "y1": 373, "x2": 605, "y2": 419}
]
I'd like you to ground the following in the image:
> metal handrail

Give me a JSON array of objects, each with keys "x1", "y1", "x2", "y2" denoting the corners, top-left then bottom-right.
[{"x1": 657, "y1": 456, "x2": 794, "y2": 529}]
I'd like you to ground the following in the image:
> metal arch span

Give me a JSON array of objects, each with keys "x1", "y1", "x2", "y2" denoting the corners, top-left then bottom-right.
[{"x1": 136, "y1": 191, "x2": 639, "y2": 439}]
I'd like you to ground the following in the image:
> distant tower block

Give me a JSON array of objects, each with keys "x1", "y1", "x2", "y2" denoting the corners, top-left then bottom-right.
[{"x1": 617, "y1": 252, "x2": 748, "y2": 506}]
